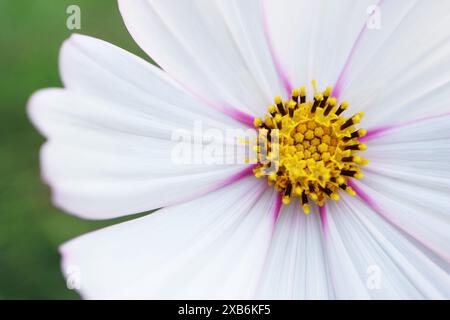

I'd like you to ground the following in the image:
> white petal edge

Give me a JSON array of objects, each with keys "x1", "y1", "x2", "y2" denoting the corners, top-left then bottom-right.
[
  {"x1": 60, "y1": 176, "x2": 277, "y2": 299},
  {"x1": 28, "y1": 34, "x2": 252, "y2": 219},
  {"x1": 325, "y1": 194, "x2": 450, "y2": 299},
  {"x1": 357, "y1": 115, "x2": 450, "y2": 261},
  {"x1": 264, "y1": 0, "x2": 375, "y2": 94},
  {"x1": 356, "y1": 114, "x2": 450, "y2": 265},
  {"x1": 338, "y1": 0, "x2": 450, "y2": 128},
  {"x1": 118, "y1": 0, "x2": 287, "y2": 117}
]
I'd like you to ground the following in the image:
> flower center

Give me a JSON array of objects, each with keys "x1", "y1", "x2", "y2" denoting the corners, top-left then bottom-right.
[{"x1": 252, "y1": 81, "x2": 368, "y2": 214}]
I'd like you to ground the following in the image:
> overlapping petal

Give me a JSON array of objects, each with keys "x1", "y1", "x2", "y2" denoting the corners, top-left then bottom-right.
[
  {"x1": 119, "y1": 0, "x2": 287, "y2": 118},
  {"x1": 60, "y1": 177, "x2": 276, "y2": 299},
  {"x1": 264, "y1": 0, "x2": 375, "y2": 94},
  {"x1": 28, "y1": 35, "x2": 251, "y2": 219},
  {"x1": 355, "y1": 114, "x2": 450, "y2": 262},
  {"x1": 338, "y1": 0, "x2": 450, "y2": 128},
  {"x1": 326, "y1": 195, "x2": 450, "y2": 299},
  {"x1": 27, "y1": 0, "x2": 450, "y2": 300}
]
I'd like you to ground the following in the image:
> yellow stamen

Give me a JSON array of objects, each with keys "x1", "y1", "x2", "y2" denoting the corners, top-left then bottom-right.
[
  {"x1": 254, "y1": 117, "x2": 263, "y2": 127},
  {"x1": 252, "y1": 81, "x2": 367, "y2": 214}
]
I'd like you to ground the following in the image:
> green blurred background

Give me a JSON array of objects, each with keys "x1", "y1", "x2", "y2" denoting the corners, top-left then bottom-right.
[{"x1": 0, "y1": 0, "x2": 152, "y2": 299}]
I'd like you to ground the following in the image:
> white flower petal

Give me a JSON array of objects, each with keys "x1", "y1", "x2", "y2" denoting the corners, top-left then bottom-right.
[
  {"x1": 351, "y1": 174, "x2": 450, "y2": 263},
  {"x1": 264, "y1": 0, "x2": 375, "y2": 92},
  {"x1": 118, "y1": 0, "x2": 286, "y2": 118},
  {"x1": 58, "y1": 34, "x2": 241, "y2": 130},
  {"x1": 257, "y1": 203, "x2": 332, "y2": 299},
  {"x1": 363, "y1": 114, "x2": 450, "y2": 191},
  {"x1": 338, "y1": 0, "x2": 450, "y2": 128},
  {"x1": 325, "y1": 195, "x2": 450, "y2": 299},
  {"x1": 28, "y1": 35, "x2": 252, "y2": 219},
  {"x1": 60, "y1": 176, "x2": 277, "y2": 299},
  {"x1": 357, "y1": 114, "x2": 450, "y2": 263}
]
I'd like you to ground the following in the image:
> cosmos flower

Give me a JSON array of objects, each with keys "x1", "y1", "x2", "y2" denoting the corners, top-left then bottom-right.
[{"x1": 28, "y1": 0, "x2": 450, "y2": 299}]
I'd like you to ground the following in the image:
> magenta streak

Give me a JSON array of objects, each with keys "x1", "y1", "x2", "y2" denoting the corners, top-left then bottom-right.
[
  {"x1": 161, "y1": 64, "x2": 256, "y2": 127},
  {"x1": 261, "y1": 0, "x2": 293, "y2": 95},
  {"x1": 164, "y1": 165, "x2": 257, "y2": 210},
  {"x1": 194, "y1": 90, "x2": 256, "y2": 127},
  {"x1": 220, "y1": 164, "x2": 258, "y2": 187},
  {"x1": 399, "y1": 111, "x2": 450, "y2": 127},
  {"x1": 223, "y1": 107, "x2": 255, "y2": 127},
  {"x1": 348, "y1": 180, "x2": 450, "y2": 263},
  {"x1": 362, "y1": 111, "x2": 450, "y2": 142},
  {"x1": 333, "y1": 0, "x2": 384, "y2": 99},
  {"x1": 332, "y1": 27, "x2": 366, "y2": 99},
  {"x1": 360, "y1": 125, "x2": 395, "y2": 142},
  {"x1": 255, "y1": 190, "x2": 284, "y2": 293},
  {"x1": 348, "y1": 180, "x2": 381, "y2": 212},
  {"x1": 272, "y1": 192, "x2": 283, "y2": 224},
  {"x1": 319, "y1": 204, "x2": 328, "y2": 234}
]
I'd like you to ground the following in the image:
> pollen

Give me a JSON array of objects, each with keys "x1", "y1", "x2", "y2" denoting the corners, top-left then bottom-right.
[{"x1": 252, "y1": 81, "x2": 368, "y2": 214}]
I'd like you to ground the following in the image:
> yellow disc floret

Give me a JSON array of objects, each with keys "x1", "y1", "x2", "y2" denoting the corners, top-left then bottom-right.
[{"x1": 253, "y1": 81, "x2": 368, "y2": 214}]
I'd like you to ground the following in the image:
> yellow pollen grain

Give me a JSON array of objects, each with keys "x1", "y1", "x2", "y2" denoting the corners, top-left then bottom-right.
[
  {"x1": 294, "y1": 133, "x2": 304, "y2": 143},
  {"x1": 314, "y1": 127, "x2": 324, "y2": 137},
  {"x1": 311, "y1": 138, "x2": 320, "y2": 146},
  {"x1": 305, "y1": 130, "x2": 315, "y2": 140},
  {"x1": 318, "y1": 143, "x2": 328, "y2": 153},
  {"x1": 297, "y1": 124, "x2": 307, "y2": 134},
  {"x1": 307, "y1": 121, "x2": 316, "y2": 130}
]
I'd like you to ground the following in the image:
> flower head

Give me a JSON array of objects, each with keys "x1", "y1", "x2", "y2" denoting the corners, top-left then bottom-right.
[
  {"x1": 28, "y1": 0, "x2": 450, "y2": 299},
  {"x1": 252, "y1": 82, "x2": 368, "y2": 211}
]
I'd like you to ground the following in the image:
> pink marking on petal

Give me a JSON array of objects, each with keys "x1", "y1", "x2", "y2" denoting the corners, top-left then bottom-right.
[
  {"x1": 255, "y1": 190, "x2": 285, "y2": 292},
  {"x1": 273, "y1": 192, "x2": 283, "y2": 224},
  {"x1": 360, "y1": 125, "x2": 395, "y2": 142},
  {"x1": 158, "y1": 165, "x2": 257, "y2": 210},
  {"x1": 349, "y1": 180, "x2": 450, "y2": 262},
  {"x1": 362, "y1": 111, "x2": 450, "y2": 142},
  {"x1": 333, "y1": 0, "x2": 384, "y2": 99},
  {"x1": 319, "y1": 204, "x2": 328, "y2": 234},
  {"x1": 156, "y1": 65, "x2": 256, "y2": 127},
  {"x1": 348, "y1": 180, "x2": 381, "y2": 212},
  {"x1": 403, "y1": 111, "x2": 450, "y2": 126},
  {"x1": 220, "y1": 164, "x2": 258, "y2": 187},
  {"x1": 333, "y1": 30, "x2": 367, "y2": 99},
  {"x1": 195, "y1": 92, "x2": 255, "y2": 127},
  {"x1": 223, "y1": 108, "x2": 256, "y2": 127},
  {"x1": 261, "y1": 0, "x2": 293, "y2": 95}
]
